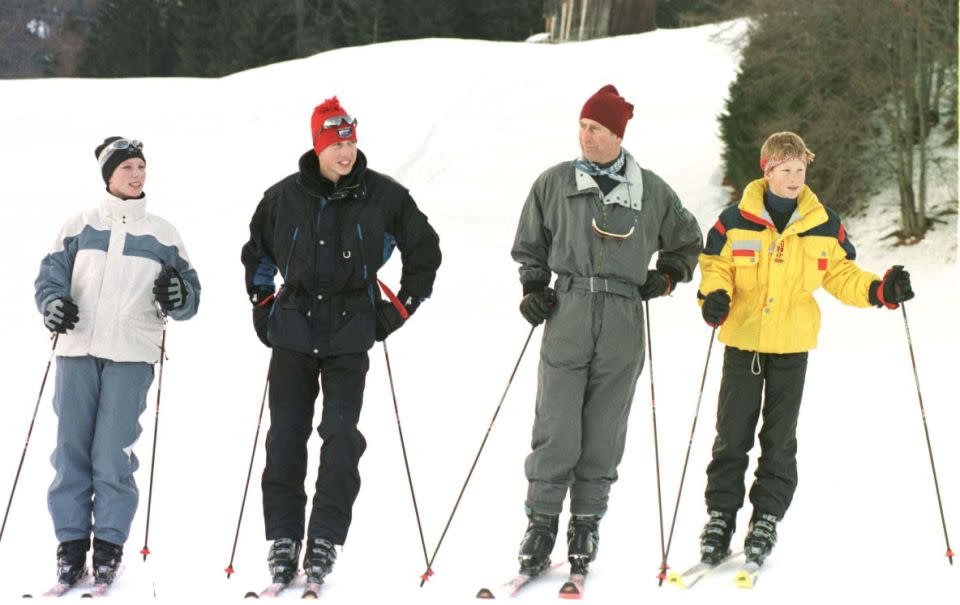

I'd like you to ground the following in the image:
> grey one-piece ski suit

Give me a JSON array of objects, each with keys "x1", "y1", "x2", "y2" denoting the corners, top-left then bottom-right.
[{"x1": 511, "y1": 149, "x2": 702, "y2": 515}]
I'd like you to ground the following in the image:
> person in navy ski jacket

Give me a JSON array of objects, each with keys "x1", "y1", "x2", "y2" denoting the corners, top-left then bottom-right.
[
  {"x1": 34, "y1": 136, "x2": 200, "y2": 589},
  {"x1": 240, "y1": 96, "x2": 441, "y2": 585}
]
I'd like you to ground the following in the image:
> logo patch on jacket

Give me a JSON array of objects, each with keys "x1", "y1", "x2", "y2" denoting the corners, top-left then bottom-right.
[
  {"x1": 818, "y1": 251, "x2": 828, "y2": 271},
  {"x1": 774, "y1": 241, "x2": 785, "y2": 264}
]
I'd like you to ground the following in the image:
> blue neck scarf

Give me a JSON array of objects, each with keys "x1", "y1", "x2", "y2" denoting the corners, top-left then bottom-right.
[{"x1": 575, "y1": 150, "x2": 632, "y2": 185}]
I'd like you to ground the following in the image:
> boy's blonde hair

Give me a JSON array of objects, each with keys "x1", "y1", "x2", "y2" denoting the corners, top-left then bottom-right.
[{"x1": 760, "y1": 131, "x2": 815, "y2": 173}]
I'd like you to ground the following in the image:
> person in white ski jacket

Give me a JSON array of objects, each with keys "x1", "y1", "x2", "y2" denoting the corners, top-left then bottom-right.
[{"x1": 33, "y1": 137, "x2": 200, "y2": 589}]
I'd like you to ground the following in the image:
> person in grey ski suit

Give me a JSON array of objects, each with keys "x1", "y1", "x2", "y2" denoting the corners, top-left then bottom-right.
[
  {"x1": 510, "y1": 85, "x2": 703, "y2": 575},
  {"x1": 33, "y1": 137, "x2": 200, "y2": 587}
]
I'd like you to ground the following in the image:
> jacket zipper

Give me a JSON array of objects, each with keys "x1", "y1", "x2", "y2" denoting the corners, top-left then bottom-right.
[{"x1": 595, "y1": 193, "x2": 607, "y2": 274}]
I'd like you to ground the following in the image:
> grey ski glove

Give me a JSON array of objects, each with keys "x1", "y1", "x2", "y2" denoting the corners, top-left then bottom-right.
[{"x1": 44, "y1": 297, "x2": 79, "y2": 334}]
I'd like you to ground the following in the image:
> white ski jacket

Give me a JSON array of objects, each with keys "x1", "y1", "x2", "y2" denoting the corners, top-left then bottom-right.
[{"x1": 34, "y1": 194, "x2": 200, "y2": 363}]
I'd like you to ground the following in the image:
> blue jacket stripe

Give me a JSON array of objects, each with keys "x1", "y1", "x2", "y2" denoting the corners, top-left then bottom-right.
[
  {"x1": 34, "y1": 225, "x2": 110, "y2": 312},
  {"x1": 382, "y1": 232, "x2": 397, "y2": 266},
  {"x1": 253, "y1": 259, "x2": 278, "y2": 289}
]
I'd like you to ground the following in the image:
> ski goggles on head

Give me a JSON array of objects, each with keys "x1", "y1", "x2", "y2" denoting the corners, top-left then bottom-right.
[
  {"x1": 591, "y1": 218, "x2": 635, "y2": 240},
  {"x1": 97, "y1": 138, "x2": 143, "y2": 167},
  {"x1": 320, "y1": 115, "x2": 358, "y2": 130}
]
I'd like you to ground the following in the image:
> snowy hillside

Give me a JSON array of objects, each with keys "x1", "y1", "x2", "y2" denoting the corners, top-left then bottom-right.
[{"x1": 0, "y1": 20, "x2": 957, "y2": 603}]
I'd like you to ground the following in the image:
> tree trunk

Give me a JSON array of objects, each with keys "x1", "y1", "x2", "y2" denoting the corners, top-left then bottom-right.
[
  {"x1": 579, "y1": 0, "x2": 589, "y2": 41},
  {"x1": 915, "y1": 7, "x2": 929, "y2": 235}
]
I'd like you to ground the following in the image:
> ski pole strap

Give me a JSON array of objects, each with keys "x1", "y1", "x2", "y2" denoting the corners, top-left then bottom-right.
[{"x1": 377, "y1": 279, "x2": 409, "y2": 321}]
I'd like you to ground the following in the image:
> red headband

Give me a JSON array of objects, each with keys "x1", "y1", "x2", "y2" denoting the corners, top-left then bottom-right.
[{"x1": 761, "y1": 155, "x2": 803, "y2": 174}]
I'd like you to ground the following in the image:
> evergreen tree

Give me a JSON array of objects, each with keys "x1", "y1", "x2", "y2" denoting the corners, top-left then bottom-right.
[
  {"x1": 455, "y1": 0, "x2": 543, "y2": 41},
  {"x1": 174, "y1": 0, "x2": 295, "y2": 77},
  {"x1": 77, "y1": 0, "x2": 176, "y2": 77}
]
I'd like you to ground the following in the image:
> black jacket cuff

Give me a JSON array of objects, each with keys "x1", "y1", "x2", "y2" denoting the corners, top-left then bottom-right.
[{"x1": 868, "y1": 280, "x2": 882, "y2": 307}]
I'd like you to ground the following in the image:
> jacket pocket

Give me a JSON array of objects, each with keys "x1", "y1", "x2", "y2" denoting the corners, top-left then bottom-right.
[
  {"x1": 329, "y1": 292, "x2": 375, "y2": 354},
  {"x1": 802, "y1": 243, "x2": 829, "y2": 292},
  {"x1": 731, "y1": 239, "x2": 761, "y2": 291},
  {"x1": 733, "y1": 256, "x2": 758, "y2": 290},
  {"x1": 266, "y1": 289, "x2": 315, "y2": 354}
]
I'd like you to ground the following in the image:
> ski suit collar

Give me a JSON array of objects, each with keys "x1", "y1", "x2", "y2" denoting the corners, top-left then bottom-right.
[
  {"x1": 573, "y1": 147, "x2": 644, "y2": 211},
  {"x1": 99, "y1": 193, "x2": 147, "y2": 224}
]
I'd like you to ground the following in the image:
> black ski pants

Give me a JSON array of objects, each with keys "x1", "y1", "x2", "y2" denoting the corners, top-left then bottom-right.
[
  {"x1": 262, "y1": 347, "x2": 368, "y2": 545},
  {"x1": 705, "y1": 346, "x2": 808, "y2": 519}
]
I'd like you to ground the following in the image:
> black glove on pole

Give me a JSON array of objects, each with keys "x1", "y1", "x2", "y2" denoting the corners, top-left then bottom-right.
[
  {"x1": 871, "y1": 265, "x2": 915, "y2": 309},
  {"x1": 43, "y1": 298, "x2": 78, "y2": 333},
  {"x1": 640, "y1": 270, "x2": 675, "y2": 301},
  {"x1": 519, "y1": 287, "x2": 557, "y2": 326},
  {"x1": 250, "y1": 289, "x2": 275, "y2": 348},
  {"x1": 701, "y1": 290, "x2": 731, "y2": 327},
  {"x1": 153, "y1": 266, "x2": 188, "y2": 312}
]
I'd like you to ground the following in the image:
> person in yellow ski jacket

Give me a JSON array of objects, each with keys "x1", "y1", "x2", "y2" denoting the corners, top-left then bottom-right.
[{"x1": 694, "y1": 132, "x2": 914, "y2": 570}]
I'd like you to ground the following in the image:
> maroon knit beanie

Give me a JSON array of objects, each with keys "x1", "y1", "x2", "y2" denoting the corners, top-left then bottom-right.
[{"x1": 580, "y1": 85, "x2": 634, "y2": 138}]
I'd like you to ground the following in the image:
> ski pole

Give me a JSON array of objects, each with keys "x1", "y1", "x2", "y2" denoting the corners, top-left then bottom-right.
[
  {"x1": 900, "y1": 303, "x2": 953, "y2": 565},
  {"x1": 643, "y1": 302, "x2": 668, "y2": 585},
  {"x1": 382, "y1": 341, "x2": 431, "y2": 576},
  {"x1": 140, "y1": 318, "x2": 167, "y2": 561},
  {"x1": 662, "y1": 327, "x2": 718, "y2": 570},
  {"x1": 225, "y1": 365, "x2": 271, "y2": 578},
  {"x1": 374, "y1": 279, "x2": 431, "y2": 573},
  {"x1": 0, "y1": 333, "x2": 59, "y2": 546},
  {"x1": 419, "y1": 326, "x2": 536, "y2": 586}
]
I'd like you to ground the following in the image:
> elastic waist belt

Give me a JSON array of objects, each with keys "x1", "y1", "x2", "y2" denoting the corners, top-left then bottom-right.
[{"x1": 555, "y1": 275, "x2": 640, "y2": 299}]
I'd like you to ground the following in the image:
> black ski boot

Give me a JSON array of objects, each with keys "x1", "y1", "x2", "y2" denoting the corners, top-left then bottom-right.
[
  {"x1": 699, "y1": 510, "x2": 736, "y2": 565},
  {"x1": 267, "y1": 537, "x2": 301, "y2": 585},
  {"x1": 56, "y1": 538, "x2": 89, "y2": 586},
  {"x1": 91, "y1": 538, "x2": 122, "y2": 586},
  {"x1": 566, "y1": 514, "x2": 600, "y2": 575},
  {"x1": 743, "y1": 512, "x2": 778, "y2": 566},
  {"x1": 302, "y1": 538, "x2": 337, "y2": 584},
  {"x1": 517, "y1": 510, "x2": 559, "y2": 577}
]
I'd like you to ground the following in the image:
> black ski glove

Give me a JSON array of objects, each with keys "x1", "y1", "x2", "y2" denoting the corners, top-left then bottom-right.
[
  {"x1": 701, "y1": 289, "x2": 731, "y2": 327},
  {"x1": 153, "y1": 266, "x2": 188, "y2": 312},
  {"x1": 375, "y1": 301, "x2": 405, "y2": 341},
  {"x1": 44, "y1": 297, "x2": 79, "y2": 334},
  {"x1": 639, "y1": 270, "x2": 676, "y2": 301},
  {"x1": 519, "y1": 286, "x2": 557, "y2": 326},
  {"x1": 375, "y1": 288, "x2": 419, "y2": 341},
  {"x1": 250, "y1": 288, "x2": 275, "y2": 348},
  {"x1": 869, "y1": 265, "x2": 914, "y2": 309}
]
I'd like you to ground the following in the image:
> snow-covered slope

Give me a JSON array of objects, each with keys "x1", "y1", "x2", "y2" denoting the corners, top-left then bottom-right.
[{"x1": 0, "y1": 20, "x2": 956, "y2": 603}]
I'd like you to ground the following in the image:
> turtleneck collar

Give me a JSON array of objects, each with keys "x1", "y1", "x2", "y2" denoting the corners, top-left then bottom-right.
[
  {"x1": 297, "y1": 148, "x2": 368, "y2": 199},
  {"x1": 764, "y1": 190, "x2": 798, "y2": 213},
  {"x1": 100, "y1": 192, "x2": 147, "y2": 224}
]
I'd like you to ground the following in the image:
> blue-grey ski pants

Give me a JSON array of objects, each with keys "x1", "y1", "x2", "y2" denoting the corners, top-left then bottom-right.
[
  {"x1": 524, "y1": 283, "x2": 645, "y2": 516},
  {"x1": 48, "y1": 355, "x2": 154, "y2": 545}
]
